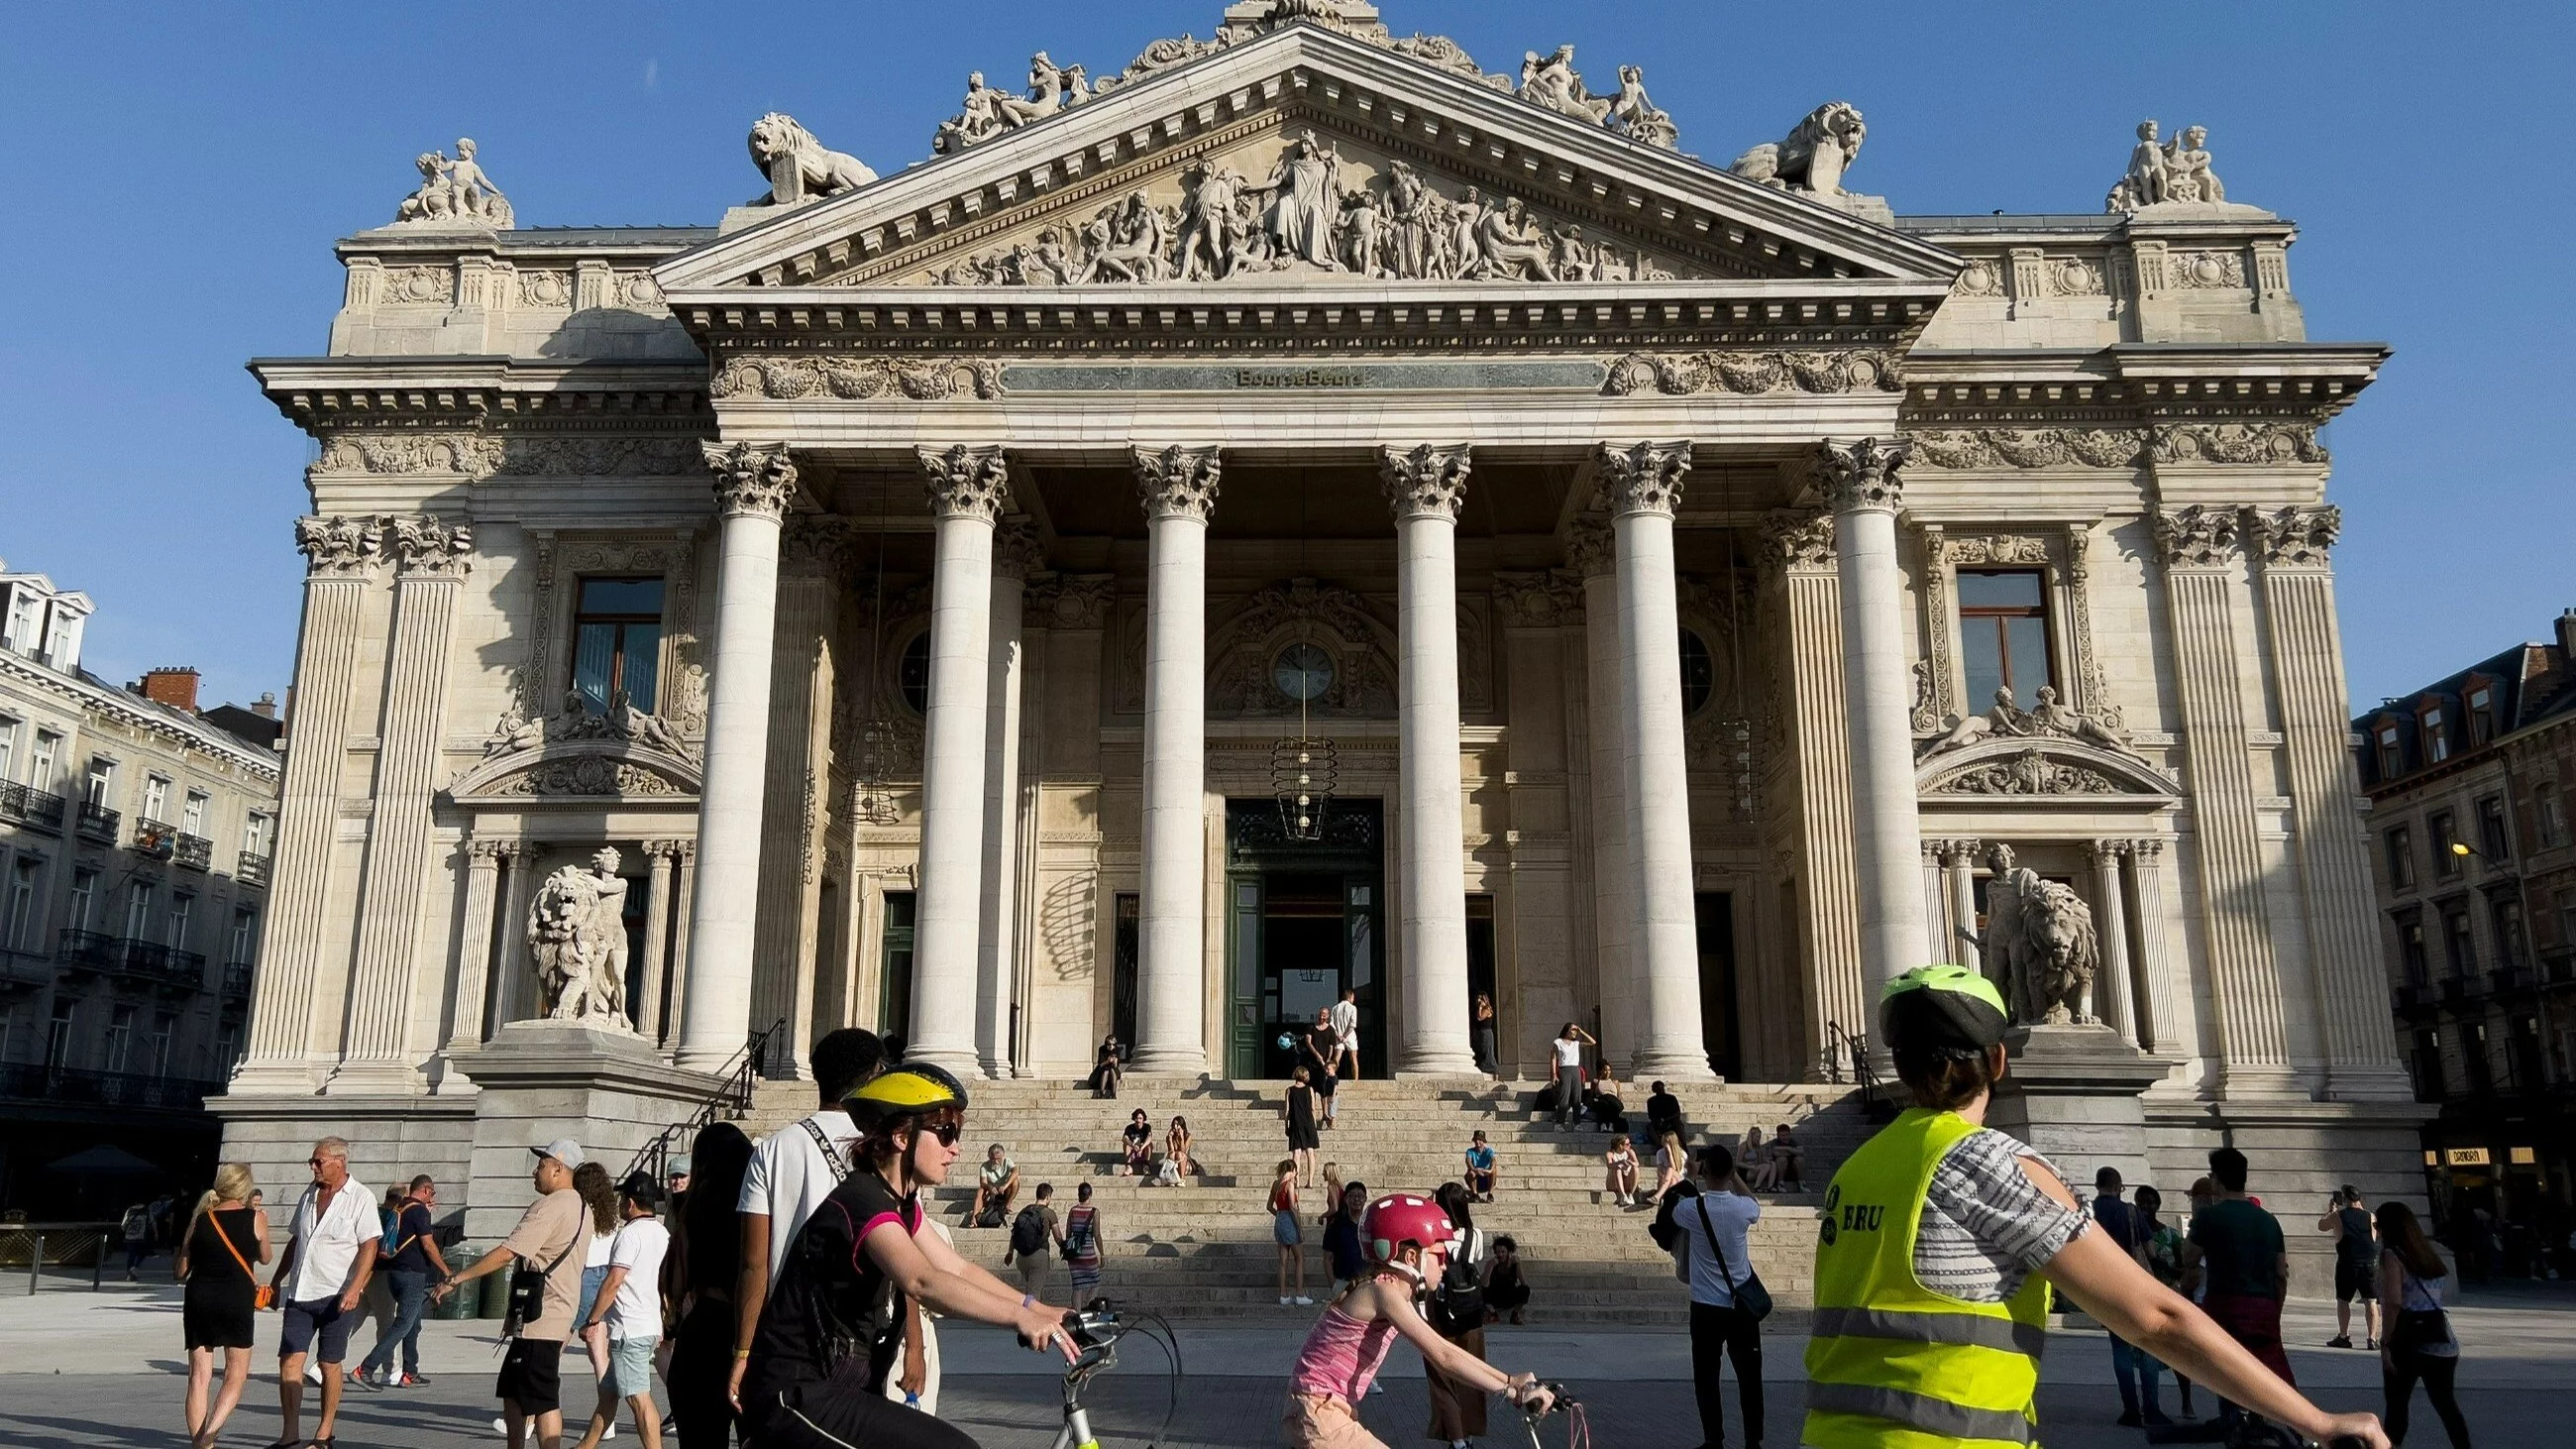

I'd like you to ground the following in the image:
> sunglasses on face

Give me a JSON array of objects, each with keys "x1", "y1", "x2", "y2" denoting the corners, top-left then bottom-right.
[{"x1": 923, "y1": 1120, "x2": 963, "y2": 1147}]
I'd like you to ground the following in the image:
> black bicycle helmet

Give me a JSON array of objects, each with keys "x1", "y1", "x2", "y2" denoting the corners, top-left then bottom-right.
[
  {"x1": 1879, "y1": 964, "x2": 2010, "y2": 1055},
  {"x1": 844, "y1": 1060, "x2": 970, "y2": 1131}
]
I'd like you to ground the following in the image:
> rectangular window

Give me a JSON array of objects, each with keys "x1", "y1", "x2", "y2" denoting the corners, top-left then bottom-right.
[
  {"x1": 142, "y1": 774, "x2": 168, "y2": 824},
  {"x1": 2466, "y1": 684, "x2": 2498, "y2": 746},
  {"x1": 3, "y1": 591, "x2": 38, "y2": 655},
  {"x1": 66, "y1": 867, "x2": 97, "y2": 932},
  {"x1": 2385, "y1": 827, "x2": 2415, "y2": 889},
  {"x1": 3, "y1": 856, "x2": 42, "y2": 951},
  {"x1": 242, "y1": 813, "x2": 270, "y2": 856},
  {"x1": 2399, "y1": 918, "x2": 2428, "y2": 985},
  {"x1": 28, "y1": 729, "x2": 58, "y2": 789},
  {"x1": 181, "y1": 791, "x2": 208, "y2": 836},
  {"x1": 878, "y1": 889, "x2": 916, "y2": 1042},
  {"x1": 83, "y1": 757, "x2": 113, "y2": 807},
  {"x1": 2539, "y1": 787, "x2": 2571, "y2": 849},
  {"x1": 2478, "y1": 796, "x2": 2511, "y2": 861},
  {"x1": 102, "y1": 1004, "x2": 135, "y2": 1073},
  {"x1": 43, "y1": 610, "x2": 76, "y2": 669},
  {"x1": 149, "y1": 1013, "x2": 175, "y2": 1078},
  {"x1": 2420, "y1": 706, "x2": 2449, "y2": 763},
  {"x1": 215, "y1": 1021, "x2": 240, "y2": 1072},
  {"x1": 2375, "y1": 724, "x2": 2404, "y2": 780},
  {"x1": 1956, "y1": 570, "x2": 2055, "y2": 712},
  {"x1": 123, "y1": 881, "x2": 154, "y2": 941},
  {"x1": 166, "y1": 892, "x2": 193, "y2": 950},
  {"x1": 572, "y1": 578, "x2": 666, "y2": 715},
  {"x1": 2442, "y1": 910, "x2": 2475, "y2": 978},
  {"x1": 2431, "y1": 811, "x2": 2461, "y2": 876},
  {"x1": 2493, "y1": 898, "x2": 2528, "y2": 969},
  {"x1": 228, "y1": 907, "x2": 258, "y2": 965},
  {"x1": 2464, "y1": 1021, "x2": 2493, "y2": 1094},
  {"x1": 46, "y1": 999, "x2": 74, "y2": 1067},
  {"x1": 0, "y1": 718, "x2": 14, "y2": 781}
]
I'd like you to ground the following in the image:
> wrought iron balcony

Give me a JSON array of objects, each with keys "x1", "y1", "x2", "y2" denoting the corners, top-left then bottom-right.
[
  {"x1": 173, "y1": 833, "x2": 212, "y2": 871},
  {"x1": 74, "y1": 802, "x2": 119, "y2": 841},
  {"x1": 220, "y1": 962, "x2": 253, "y2": 1001},
  {"x1": 236, "y1": 850, "x2": 271, "y2": 888},
  {"x1": 54, "y1": 930, "x2": 206, "y2": 991},
  {"x1": 0, "y1": 779, "x2": 65, "y2": 832},
  {"x1": 0, "y1": 947, "x2": 53, "y2": 991},
  {"x1": 0, "y1": 1061, "x2": 217, "y2": 1112},
  {"x1": 131, "y1": 819, "x2": 177, "y2": 860}
]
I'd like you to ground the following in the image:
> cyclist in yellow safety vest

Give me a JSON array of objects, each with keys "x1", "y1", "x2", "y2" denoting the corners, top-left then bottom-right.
[{"x1": 1803, "y1": 966, "x2": 2388, "y2": 1449}]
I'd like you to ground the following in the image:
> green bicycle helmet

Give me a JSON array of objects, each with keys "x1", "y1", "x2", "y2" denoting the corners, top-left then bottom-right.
[
  {"x1": 844, "y1": 1061, "x2": 971, "y2": 1131},
  {"x1": 1879, "y1": 964, "x2": 2010, "y2": 1055}
]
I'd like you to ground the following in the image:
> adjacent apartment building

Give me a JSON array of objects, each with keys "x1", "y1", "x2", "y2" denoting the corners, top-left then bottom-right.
[
  {"x1": 0, "y1": 559, "x2": 281, "y2": 1211},
  {"x1": 2356, "y1": 609, "x2": 2576, "y2": 1246}
]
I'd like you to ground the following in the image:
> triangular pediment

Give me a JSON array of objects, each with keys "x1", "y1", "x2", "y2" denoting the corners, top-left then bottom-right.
[{"x1": 657, "y1": 22, "x2": 1960, "y2": 299}]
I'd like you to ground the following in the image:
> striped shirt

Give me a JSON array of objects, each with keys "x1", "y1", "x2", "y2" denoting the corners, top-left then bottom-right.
[{"x1": 1913, "y1": 1128, "x2": 2088, "y2": 1302}]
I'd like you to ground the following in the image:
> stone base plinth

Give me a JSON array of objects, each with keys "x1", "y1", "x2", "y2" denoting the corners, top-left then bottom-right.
[
  {"x1": 452, "y1": 1021, "x2": 722, "y2": 1242},
  {"x1": 1986, "y1": 1023, "x2": 2178, "y2": 1193}
]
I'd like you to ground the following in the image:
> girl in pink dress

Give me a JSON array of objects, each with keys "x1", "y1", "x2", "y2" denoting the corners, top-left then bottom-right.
[{"x1": 1281, "y1": 1193, "x2": 1556, "y2": 1448}]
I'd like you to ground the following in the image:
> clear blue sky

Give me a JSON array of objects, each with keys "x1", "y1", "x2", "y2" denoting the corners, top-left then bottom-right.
[{"x1": 2, "y1": 2, "x2": 2567, "y2": 712}]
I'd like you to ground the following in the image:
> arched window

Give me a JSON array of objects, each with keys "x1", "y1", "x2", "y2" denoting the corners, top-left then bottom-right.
[
  {"x1": 1678, "y1": 630, "x2": 1715, "y2": 716},
  {"x1": 899, "y1": 633, "x2": 931, "y2": 716}
]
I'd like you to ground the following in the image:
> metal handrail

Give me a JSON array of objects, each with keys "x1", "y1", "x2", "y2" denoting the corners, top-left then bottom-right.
[
  {"x1": 1825, "y1": 1020, "x2": 1889, "y2": 1121},
  {"x1": 626, "y1": 1017, "x2": 787, "y2": 1184}
]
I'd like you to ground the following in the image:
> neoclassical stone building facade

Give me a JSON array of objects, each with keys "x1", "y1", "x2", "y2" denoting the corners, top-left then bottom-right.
[{"x1": 222, "y1": 1, "x2": 2420, "y2": 1203}]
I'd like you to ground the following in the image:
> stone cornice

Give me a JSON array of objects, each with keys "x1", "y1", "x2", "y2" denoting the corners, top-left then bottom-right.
[
  {"x1": 250, "y1": 358, "x2": 710, "y2": 438},
  {"x1": 0, "y1": 650, "x2": 280, "y2": 783},
  {"x1": 1900, "y1": 343, "x2": 2386, "y2": 429}
]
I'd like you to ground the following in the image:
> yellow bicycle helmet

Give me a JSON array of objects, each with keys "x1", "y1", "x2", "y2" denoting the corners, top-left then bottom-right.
[
  {"x1": 844, "y1": 1061, "x2": 971, "y2": 1131},
  {"x1": 1878, "y1": 963, "x2": 2010, "y2": 1054}
]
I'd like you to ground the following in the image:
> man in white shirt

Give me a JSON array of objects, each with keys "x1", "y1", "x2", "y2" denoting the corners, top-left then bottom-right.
[
  {"x1": 1651, "y1": 1143, "x2": 1765, "y2": 1449},
  {"x1": 729, "y1": 1028, "x2": 882, "y2": 1407},
  {"x1": 272, "y1": 1137, "x2": 375, "y2": 1448},
  {"x1": 1330, "y1": 987, "x2": 1360, "y2": 1080},
  {"x1": 574, "y1": 1173, "x2": 672, "y2": 1449}
]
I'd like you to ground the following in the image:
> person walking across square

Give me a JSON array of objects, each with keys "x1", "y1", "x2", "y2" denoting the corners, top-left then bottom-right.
[
  {"x1": 731, "y1": 1028, "x2": 883, "y2": 1409},
  {"x1": 272, "y1": 1137, "x2": 376, "y2": 1449},
  {"x1": 2183, "y1": 1147, "x2": 2294, "y2": 1434},
  {"x1": 177, "y1": 1163, "x2": 268, "y2": 1449},
  {"x1": 433, "y1": 1139, "x2": 590, "y2": 1449},
  {"x1": 356, "y1": 1174, "x2": 448, "y2": 1389},
  {"x1": 572, "y1": 1173, "x2": 672, "y2": 1449},
  {"x1": 1655, "y1": 1143, "x2": 1765, "y2": 1449},
  {"x1": 2322, "y1": 1185, "x2": 2381, "y2": 1350}
]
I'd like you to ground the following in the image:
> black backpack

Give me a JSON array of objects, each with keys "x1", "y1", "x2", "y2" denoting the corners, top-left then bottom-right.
[
  {"x1": 1010, "y1": 1204, "x2": 1050, "y2": 1259},
  {"x1": 1432, "y1": 1228, "x2": 1485, "y2": 1332}
]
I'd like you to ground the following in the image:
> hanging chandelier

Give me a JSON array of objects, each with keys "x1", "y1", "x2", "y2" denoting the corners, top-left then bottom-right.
[
  {"x1": 1271, "y1": 489, "x2": 1337, "y2": 841},
  {"x1": 849, "y1": 479, "x2": 902, "y2": 827}
]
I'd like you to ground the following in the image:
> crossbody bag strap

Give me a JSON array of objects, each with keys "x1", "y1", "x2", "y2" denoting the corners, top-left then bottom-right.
[
  {"x1": 799, "y1": 1117, "x2": 853, "y2": 1183},
  {"x1": 1695, "y1": 1196, "x2": 1742, "y2": 1289},
  {"x1": 211, "y1": 1208, "x2": 258, "y2": 1279}
]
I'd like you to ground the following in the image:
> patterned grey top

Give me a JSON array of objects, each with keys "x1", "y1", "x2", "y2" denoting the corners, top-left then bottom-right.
[{"x1": 1914, "y1": 1128, "x2": 2090, "y2": 1303}]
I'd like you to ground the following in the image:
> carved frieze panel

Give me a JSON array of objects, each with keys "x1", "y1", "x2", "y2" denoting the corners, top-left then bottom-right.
[
  {"x1": 1906, "y1": 428, "x2": 2147, "y2": 471},
  {"x1": 2148, "y1": 422, "x2": 2324, "y2": 466},
  {"x1": 448, "y1": 737, "x2": 703, "y2": 806},
  {"x1": 1921, "y1": 741, "x2": 2174, "y2": 800},
  {"x1": 1602, "y1": 350, "x2": 1902, "y2": 398},
  {"x1": 711, "y1": 355, "x2": 1006, "y2": 402}
]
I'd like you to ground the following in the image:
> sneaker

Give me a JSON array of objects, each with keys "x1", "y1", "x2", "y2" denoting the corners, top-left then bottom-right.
[
  {"x1": 304, "y1": 1362, "x2": 324, "y2": 1386},
  {"x1": 2366, "y1": 1338, "x2": 2379, "y2": 1351},
  {"x1": 604, "y1": 1424, "x2": 617, "y2": 1441},
  {"x1": 1281, "y1": 1295, "x2": 1295, "y2": 1305},
  {"x1": 494, "y1": 1417, "x2": 510, "y2": 1437},
  {"x1": 2326, "y1": 1335, "x2": 2352, "y2": 1349},
  {"x1": 399, "y1": 1373, "x2": 432, "y2": 1388},
  {"x1": 1294, "y1": 1295, "x2": 1314, "y2": 1306}
]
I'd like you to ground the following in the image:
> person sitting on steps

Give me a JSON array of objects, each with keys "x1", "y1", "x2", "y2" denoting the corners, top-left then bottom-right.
[{"x1": 970, "y1": 1146, "x2": 1018, "y2": 1228}]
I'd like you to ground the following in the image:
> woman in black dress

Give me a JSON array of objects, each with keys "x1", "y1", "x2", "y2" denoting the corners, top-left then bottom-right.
[
  {"x1": 1302, "y1": 1008, "x2": 1341, "y2": 1129},
  {"x1": 177, "y1": 1162, "x2": 268, "y2": 1449},
  {"x1": 1283, "y1": 1065, "x2": 1321, "y2": 1185},
  {"x1": 667, "y1": 1121, "x2": 754, "y2": 1449}
]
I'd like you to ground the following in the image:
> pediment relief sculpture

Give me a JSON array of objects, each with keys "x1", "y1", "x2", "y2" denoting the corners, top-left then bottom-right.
[
  {"x1": 914, "y1": 128, "x2": 1686, "y2": 288},
  {"x1": 483, "y1": 687, "x2": 699, "y2": 764},
  {"x1": 1918, "y1": 734, "x2": 2175, "y2": 801},
  {"x1": 1917, "y1": 685, "x2": 2144, "y2": 765}
]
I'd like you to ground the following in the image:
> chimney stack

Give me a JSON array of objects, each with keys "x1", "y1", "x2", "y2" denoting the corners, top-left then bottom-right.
[
  {"x1": 139, "y1": 667, "x2": 201, "y2": 713},
  {"x1": 251, "y1": 691, "x2": 278, "y2": 720},
  {"x1": 2557, "y1": 609, "x2": 2576, "y2": 663}
]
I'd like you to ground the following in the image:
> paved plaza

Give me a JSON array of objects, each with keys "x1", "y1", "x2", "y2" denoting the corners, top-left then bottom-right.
[{"x1": 3, "y1": 1280, "x2": 2566, "y2": 1447}]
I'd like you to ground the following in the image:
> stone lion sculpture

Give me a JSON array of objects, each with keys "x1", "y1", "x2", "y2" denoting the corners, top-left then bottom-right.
[
  {"x1": 1731, "y1": 101, "x2": 1868, "y2": 196},
  {"x1": 1984, "y1": 865, "x2": 2099, "y2": 1027},
  {"x1": 528, "y1": 847, "x2": 631, "y2": 1026},
  {"x1": 747, "y1": 113, "x2": 878, "y2": 207}
]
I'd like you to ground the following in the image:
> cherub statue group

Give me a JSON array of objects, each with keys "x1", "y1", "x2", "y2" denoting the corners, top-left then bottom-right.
[{"x1": 393, "y1": 138, "x2": 512, "y2": 228}]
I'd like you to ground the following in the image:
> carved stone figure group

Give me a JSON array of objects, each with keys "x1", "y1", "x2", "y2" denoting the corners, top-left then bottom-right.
[
  {"x1": 483, "y1": 686, "x2": 696, "y2": 762},
  {"x1": 1730, "y1": 103, "x2": 1869, "y2": 197},
  {"x1": 935, "y1": 131, "x2": 1674, "y2": 286},
  {"x1": 529, "y1": 847, "x2": 632, "y2": 1025},
  {"x1": 746, "y1": 113, "x2": 879, "y2": 207},
  {"x1": 1980, "y1": 856, "x2": 2101, "y2": 1027},
  {"x1": 2106, "y1": 120, "x2": 2227, "y2": 211},
  {"x1": 933, "y1": 53, "x2": 1099, "y2": 153},
  {"x1": 392, "y1": 138, "x2": 512, "y2": 228},
  {"x1": 1919, "y1": 683, "x2": 2140, "y2": 761},
  {"x1": 1515, "y1": 46, "x2": 1677, "y2": 149}
]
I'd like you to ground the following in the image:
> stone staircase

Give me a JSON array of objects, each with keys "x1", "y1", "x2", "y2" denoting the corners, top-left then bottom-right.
[{"x1": 743, "y1": 1075, "x2": 1870, "y2": 1325}]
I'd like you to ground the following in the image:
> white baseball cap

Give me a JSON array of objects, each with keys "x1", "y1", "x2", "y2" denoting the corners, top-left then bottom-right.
[{"x1": 531, "y1": 1138, "x2": 587, "y2": 1169}]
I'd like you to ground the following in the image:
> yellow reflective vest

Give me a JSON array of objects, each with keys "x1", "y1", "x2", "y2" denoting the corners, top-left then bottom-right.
[{"x1": 1803, "y1": 1108, "x2": 2048, "y2": 1448}]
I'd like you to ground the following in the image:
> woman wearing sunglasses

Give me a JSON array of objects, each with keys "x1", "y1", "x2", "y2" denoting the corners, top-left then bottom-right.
[{"x1": 739, "y1": 1063, "x2": 1077, "y2": 1449}]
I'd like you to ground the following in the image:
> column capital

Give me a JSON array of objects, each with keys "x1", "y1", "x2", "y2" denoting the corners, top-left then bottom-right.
[
  {"x1": 1564, "y1": 517, "x2": 1617, "y2": 579},
  {"x1": 1595, "y1": 440, "x2": 1691, "y2": 517},
  {"x1": 1812, "y1": 436, "x2": 1910, "y2": 514},
  {"x1": 384, "y1": 514, "x2": 474, "y2": 578},
  {"x1": 1379, "y1": 443, "x2": 1472, "y2": 521},
  {"x1": 994, "y1": 515, "x2": 1046, "y2": 580},
  {"x1": 2128, "y1": 836, "x2": 2165, "y2": 862},
  {"x1": 641, "y1": 838, "x2": 684, "y2": 861},
  {"x1": 294, "y1": 514, "x2": 383, "y2": 578},
  {"x1": 2085, "y1": 837, "x2": 2135, "y2": 864},
  {"x1": 704, "y1": 441, "x2": 800, "y2": 519},
  {"x1": 673, "y1": 839, "x2": 697, "y2": 865},
  {"x1": 465, "y1": 836, "x2": 509, "y2": 862},
  {"x1": 1756, "y1": 508, "x2": 1837, "y2": 570},
  {"x1": 2248, "y1": 503, "x2": 2341, "y2": 570},
  {"x1": 1131, "y1": 444, "x2": 1223, "y2": 521},
  {"x1": 919, "y1": 443, "x2": 1012, "y2": 522},
  {"x1": 2152, "y1": 503, "x2": 2245, "y2": 568}
]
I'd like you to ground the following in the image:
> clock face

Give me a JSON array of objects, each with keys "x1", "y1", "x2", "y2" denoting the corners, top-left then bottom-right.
[{"x1": 1274, "y1": 643, "x2": 1336, "y2": 703}]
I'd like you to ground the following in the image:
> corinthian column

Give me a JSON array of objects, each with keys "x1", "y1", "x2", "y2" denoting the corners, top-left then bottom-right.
[
  {"x1": 1567, "y1": 519, "x2": 1635, "y2": 1066},
  {"x1": 1818, "y1": 439, "x2": 1930, "y2": 1020},
  {"x1": 339, "y1": 515, "x2": 476, "y2": 1087},
  {"x1": 977, "y1": 518, "x2": 1042, "y2": 1078},
  {"x1": 676, "y1": 442, "x2": 798, "y2": 1071},
  {"x1": 2251, "y1": 505, "x2": 2413, "y2": 1096},
  {"x1": 1600, "y1": 442, "x2": 1713, "y2": 1079},
  {"x1": 444, "y1": 838, "x2": 506, "y2": 1058},
  {"x1": 1380, "y1": 445, "x2": 1478, "y2": 1074},
  {"x1": 635, "y1": 840, "x2": 678, "y2": 1043},
  {"x1": 2086, "y1": 839, "x2": 2138, "y2": 1042},
  {"x1": 1130, "y1": 445, "x2": 1221, "y2": 1075},
  {"x1": 237, "y1": 515, "x2": 381, "y2": 1093},
  {"x1": 908, "y1": 444, "x2": 1011, "y2": 1075}
]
